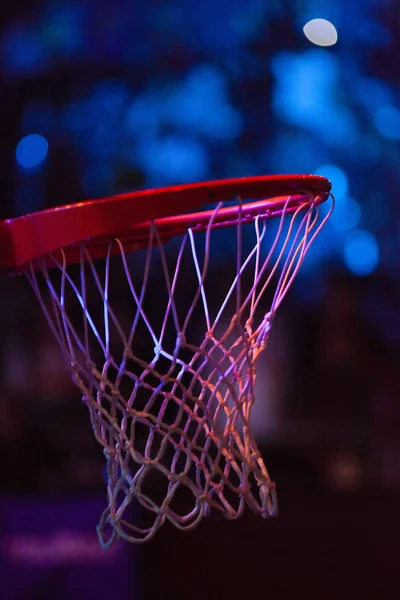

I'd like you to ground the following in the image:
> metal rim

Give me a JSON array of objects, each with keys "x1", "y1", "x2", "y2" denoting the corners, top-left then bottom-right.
[{"x1": 0, "y1": 174, "x2": 331, "y2": 272}]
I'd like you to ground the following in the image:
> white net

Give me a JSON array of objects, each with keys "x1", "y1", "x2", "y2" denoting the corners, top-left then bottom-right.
[{"x1": 26, "y1": 192, "x2": 332, "y2": 546}]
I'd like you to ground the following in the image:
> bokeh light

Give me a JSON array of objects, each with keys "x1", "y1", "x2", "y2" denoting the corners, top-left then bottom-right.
[
  {"x1": 374, "y1": 105, "x2": 400, "y2": 140},
  {"x1": 315, "y1": 164, "x2": 348, "y2": 200},
  {"x1": 271, "y1": 50, "x2": 359, "y2": 148},
  {"x1": 1, "y1": 0, "x2": 398, "y2": 274},
  {"x1": 136, "y1": 135, "x2": 209, "y2": 185},
  {"x1": 16, "y1": 134, "x2": 49, "y2": 169},
  {"x1": 1, "y1": 23, "x2": 48, "y2": 76},
  {"x1": 330, "y1": 197, "x2": 362, "y2": 232},
  {"x1": 1, "y1": 4, "x2": 400, "y2": 591},
  {"x1": 343, "y1": 229, "x2": 379, "y2": 276},
  {"x1": 163, "y1": 65, "x2": 243, "y2": 140},
  {"x1": 303, "y1": 18, "x2": 338, "y2": 47}
]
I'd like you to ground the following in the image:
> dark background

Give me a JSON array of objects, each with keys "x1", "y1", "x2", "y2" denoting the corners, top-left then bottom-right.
[{"x1": 1, "y1": 0, "x2": 400, "y2": 598}]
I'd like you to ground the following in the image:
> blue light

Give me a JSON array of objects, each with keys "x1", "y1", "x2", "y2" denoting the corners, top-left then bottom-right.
[
  {"x1": 374, "y1": 105, "x2": 400, "y2": 140},
  {"x1": 315, "y1": 164, "x2": 348, "y2": 200},
  {"x1": 137, "y1": 135, "x2": 209, "y2": 185},
  {"x1": 330, "y1": 197, "x2": 362, "y2": 231},
  {"x1": 63, "y1": 99, "x2": 92, "y2": 132},
  {"x1": 231, "y1": 2, "x2": 281, "y2": 39},
  {"x1": 41, "y1": 5, "x2": 84, "y2": 55},
  {"x1": 354, "y1": 78, "x2": 393, "y2": 113},
  {"x1": 178, "y1": 0, "x2": 243, "y2": 51},
  {"x1": 125, "y1": 92, "x2": 162, "y2": 138},
  {"x1": 2, "y1": 24, "x2": 48, "y2": 76},
  {"x1": 63, "y1": 81, "x2": 130, "y2": 163},
  {"x1": 357, "y1": 20, "x2": 391, "y2": 47},
  {"x1": 186, "y1": 65, "x2": 227, "y2": 102},
  {"x1": 90, "y1": 81, "x2": 130, "y2": 116},
  {"x1": 64, "y1": 81, "x2": 129, "y2": 133},
  {"x1": 164, "y1": 65, "x2": 243, "y2": 140},
  {"x1": 343, "y1": 229, "x2": 379, "y2": 276},
  {"x1": 271, "y1": 50, "x2": 339, "y2": 122},
  {"x1": 271, "y1": 50, "x2": 359, "y2": 148},
  {"x1": 268, "y1": 133, "x2": 324, "y2": 173},
  {"x1": 16, "y1": 134, "x2": 49, "y2": 169}
]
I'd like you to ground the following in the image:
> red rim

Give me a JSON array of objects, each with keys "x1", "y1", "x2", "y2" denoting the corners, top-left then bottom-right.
[{"x1": 0, "y1": 174, "x2": 331, "y2": 273}]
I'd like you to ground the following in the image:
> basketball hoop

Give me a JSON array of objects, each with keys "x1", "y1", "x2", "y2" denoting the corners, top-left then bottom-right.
[{"x1": 0, "y1": 175, "x2": 333, "y2": 546}]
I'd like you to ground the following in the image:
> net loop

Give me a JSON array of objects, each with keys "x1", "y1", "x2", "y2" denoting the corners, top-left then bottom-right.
[{"x1": 26, "y1": 191, "x2": 333, "y2": 546}]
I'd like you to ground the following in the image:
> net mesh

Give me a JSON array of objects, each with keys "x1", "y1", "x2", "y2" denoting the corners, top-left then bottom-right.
[{"x1": 26, "y1": 192, "x2": 332, "y2": 546}]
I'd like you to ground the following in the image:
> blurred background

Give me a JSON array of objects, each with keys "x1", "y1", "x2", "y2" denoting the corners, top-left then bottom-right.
[{"x1": 1, "y1": 0, "x2": 400, "y2": 598}]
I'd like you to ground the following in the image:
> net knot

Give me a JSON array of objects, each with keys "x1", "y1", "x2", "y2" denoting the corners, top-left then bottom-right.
[
  {"x1": 262, "y1": 310, "x2": 275, "y2": 332},
  {"x1": 175, "y1": 331, "x2": 186, "y2": 348},
  {"x1": 255, "y1": 311, "x2": 276, "y2": 349},
  {"x1": 265, "y1": 310, "x2": 275, "y2": 323},
  {"x1": 123, "y1": 347, "x2": 134, "y2": 360},
  {"x1": 86, "y1": 359, "x2": 97, "y2": 372},
  {"x1": 153, "y1": 342, "x2": 162, "y2": 357},
  {"x1": 259, "y1": 481, "x2": 278, "y2": 518}
]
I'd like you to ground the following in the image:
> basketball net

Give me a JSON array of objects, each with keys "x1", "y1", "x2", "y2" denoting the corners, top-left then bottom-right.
[{"x1": 26, "y1": 193, "x2": 332, "y2": 546}]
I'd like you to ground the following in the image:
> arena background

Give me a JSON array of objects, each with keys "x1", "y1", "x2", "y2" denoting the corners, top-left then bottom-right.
[{"x1": 0, "y1": 1, "x2": 399, "y2": 598}]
